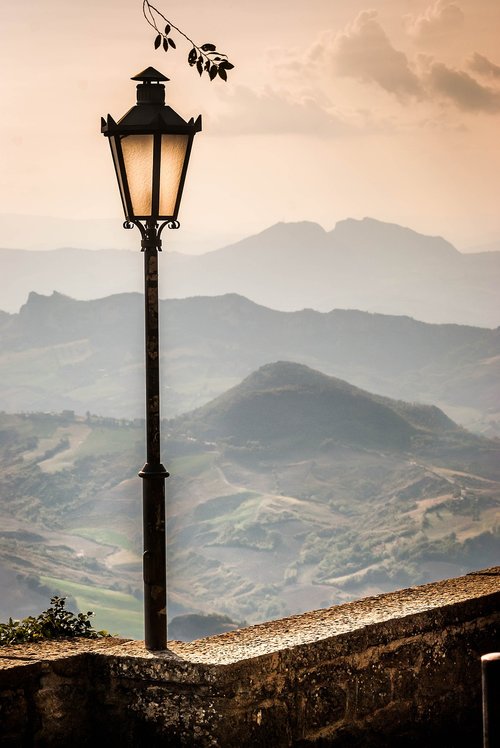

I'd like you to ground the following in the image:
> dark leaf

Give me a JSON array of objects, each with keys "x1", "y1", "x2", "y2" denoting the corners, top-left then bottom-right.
[
  {"x1": 218, "y1": 67, "x2": 228, "y2": 81},
  {"x1": 219, "y1": 60, "x2": 234, "y2": 70},
  {"x1": 164, "y1": 24, "x2": 171, "y2": 35},
  {"x1": 188, "y1": 47, "x2": 197, "y2": 65},
  {"x1": 201, "y1": 43, "x2": 216, "y2": 52},
  {"x1": 214, "y1": 57, "x2": 221, "y2": 61},
  {"x1": 168, "y1": 37, "x2": 176, "y2": 49},
  {"x1": 209, "y1": 65, "x2": 218, "y2": 81},
  {"x1": 197, "y1": 58, "x2": 203, "y2": 76},
  {"x1": 205, "y1": 60, "x2": 211, "y2": 71},
  {"x1": 163, "y1": 38, "x2": 169, "y2": 52},
  {"x1": 154, "y1": 34, "x2": 162, "y2": 50}
]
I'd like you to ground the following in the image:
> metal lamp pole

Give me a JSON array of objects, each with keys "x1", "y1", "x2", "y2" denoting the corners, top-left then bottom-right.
[
  {"x1": 102, "y1": 68, "x2": 201, "y2": 651},
  {"x1": 138, "y1": 220, "x2": 168, "y2": 650},
  {"x1": 128, "y1": 213, "x2": 179, "y2": 651}
]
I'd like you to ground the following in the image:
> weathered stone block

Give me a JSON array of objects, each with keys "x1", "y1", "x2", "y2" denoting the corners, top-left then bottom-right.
[{"x1": 300, "y1": 681, "x2": 347, "y2": 732}]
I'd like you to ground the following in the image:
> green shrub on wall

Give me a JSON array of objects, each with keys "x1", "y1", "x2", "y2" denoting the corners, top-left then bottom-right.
[{"x1": 0, "y1": 596, "x2": 108, "y2": 645}]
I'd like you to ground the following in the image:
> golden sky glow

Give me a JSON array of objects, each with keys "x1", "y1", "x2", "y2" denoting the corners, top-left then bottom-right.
[{"x1": 1, "y1": 0, "x2": 499, "y2": 251}]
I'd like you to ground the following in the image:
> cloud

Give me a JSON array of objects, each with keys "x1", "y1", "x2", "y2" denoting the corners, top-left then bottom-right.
[
  {"x1": 405, "y1": 1, "x2": 464, "y2": 41},
  {"x1": 267, "y1": 9, "x2": 500, "y2": 121},
  {"x1": 427, "y1": 62, "x2": 500, "y2": 112},
  {"x1": 331, "y1": 10, "x2": 422, "y2": 100},
  {"x1": 468, "y1": 52, "x2": 500, "y2": 79},
  {"x1": 212, "y1": 86, "x2": 348, "y2": 137}
]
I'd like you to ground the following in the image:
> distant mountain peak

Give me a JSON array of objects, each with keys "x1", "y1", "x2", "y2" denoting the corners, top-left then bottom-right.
[
  {"x1": 242, "y1": 361, "x2": 347, "y2": 392},
  {"x1": 211, "y1": 220, "x2": 328, "y2": 257},
  {"x1": 175, "y1": 360, "x2": 461, "y2": 453},
  {"x1": 23, "y1": 290, "x2": 73, "y2": 308},
  {"x1": 331, "y1": 216, "x2": 459, "y2": 259},
  {"x1": 253, "y1": 220, "x2": 326, "y2": 238}
]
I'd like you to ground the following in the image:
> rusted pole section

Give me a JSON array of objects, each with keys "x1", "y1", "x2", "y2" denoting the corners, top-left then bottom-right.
[
  {"x1": 482, "y1": 652, "x2": 500, "y2": 748},
  {"x1": 139, "y1": 219, "x2": 169, "y2": 651}
]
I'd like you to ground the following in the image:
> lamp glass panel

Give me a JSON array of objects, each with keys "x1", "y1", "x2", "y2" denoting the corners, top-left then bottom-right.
[
  {"x1": 159, "y1": 134, "x2": 189, "y2": 217},
  {"x1": 121, "y1": 134, "x2": 154, "y2": 216},
  {"x1": 109, "y1": 136, "x2": 127, "y2": 213}
]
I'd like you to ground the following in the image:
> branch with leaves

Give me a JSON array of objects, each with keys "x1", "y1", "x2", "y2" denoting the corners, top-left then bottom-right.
[{"x1": 142, "y1": 1, "x2": 234, "y2": 81}]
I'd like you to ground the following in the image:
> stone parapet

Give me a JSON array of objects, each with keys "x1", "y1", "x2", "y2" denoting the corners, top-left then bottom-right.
[{"x1": 1, "y1": 568, "x2": 499, "y2": 746}]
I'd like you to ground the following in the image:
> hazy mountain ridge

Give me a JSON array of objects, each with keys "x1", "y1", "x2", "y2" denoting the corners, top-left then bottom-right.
[
  {"x1": 0, "y1": 363, "x2": 498, "y2": 637},
  {"x1": 0, "y1": 290, "x2": 497, "y2": 435},
  {"x1": 173, "y1": 362, "x2": 462, "y2": 453},
  {"x1": 1, "y1": 217, "x2": 499, "y2": 326}
]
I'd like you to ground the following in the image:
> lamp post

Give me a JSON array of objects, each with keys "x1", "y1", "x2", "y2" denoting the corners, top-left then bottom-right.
[{"x1": 102, "y1": 68, "x2": 201, "y2": 650}]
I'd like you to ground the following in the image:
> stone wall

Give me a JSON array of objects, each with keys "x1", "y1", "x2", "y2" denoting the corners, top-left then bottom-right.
[{"x1": 1, "y1": 568, "x2": 499, "y2": 746}]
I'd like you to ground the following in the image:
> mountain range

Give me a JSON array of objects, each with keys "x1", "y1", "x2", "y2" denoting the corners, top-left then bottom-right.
[
  {"x1": 1, "y1": 362, "x2": 498, "y2": 637},
  {"x1": 1, "y1": 214, "x2": 499, "y2": 638},
  {"x1": 0, "y1": 291, "x2": 498, "y2": 436},
  {"x1": 1, "y1": 217, "x2": 499, "y2": 326}
]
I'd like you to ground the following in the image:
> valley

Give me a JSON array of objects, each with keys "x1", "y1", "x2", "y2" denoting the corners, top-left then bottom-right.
[
  {"x1": 1, "y1": 363, "x2": 498, "y2": 639},
  {"x1": 1, "y1": 223, "x2": 498, "y2": 639}
]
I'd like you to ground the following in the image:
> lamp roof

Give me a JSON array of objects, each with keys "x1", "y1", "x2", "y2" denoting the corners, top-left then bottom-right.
[
  {"x1": 101, "y1": 70, "x2": 202, "y2": 136},
  {"x1": 117, "y1": 105, "x2": 192, "y2": 130},
  {"x1": 131, "y1": 67, "x2": 170, "y2": 83}
]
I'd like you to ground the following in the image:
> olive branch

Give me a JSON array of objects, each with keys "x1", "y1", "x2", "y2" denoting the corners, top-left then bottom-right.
[{"x1": 142, "y1": 1, "x2": 235, "y2": 81}]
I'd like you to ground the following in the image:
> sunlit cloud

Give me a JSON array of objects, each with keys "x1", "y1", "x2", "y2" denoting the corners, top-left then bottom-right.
[
  {"x1": 426, "y1": 61, "x2": 500, "y2": 112},
  {"x1": 468, "y1": 52, "x2": 500, "y2": 80},
  {"x1": 405, "y1": 1, "x2": 464, "y2": 42},
  {"x1": 268, "y1": 9, "x2": 500, "y2": 120},
  {"x1": 331, "y1": 10, "x2": 422, "y2": 100}
]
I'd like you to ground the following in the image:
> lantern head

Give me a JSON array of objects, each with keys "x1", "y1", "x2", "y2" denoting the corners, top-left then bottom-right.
[{"x1": 101, "y1": 67, "x2": 202, "y2": 223}]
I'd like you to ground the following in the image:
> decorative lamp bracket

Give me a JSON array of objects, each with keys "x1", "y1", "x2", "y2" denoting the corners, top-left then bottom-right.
[{"x1": 122, "y1": 218, "x2": 180, "y2": 250}]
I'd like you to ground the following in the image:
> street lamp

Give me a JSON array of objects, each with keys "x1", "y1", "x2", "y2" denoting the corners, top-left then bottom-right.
[{"x1": 101, "y1": 67, "x2": 201, "y2": 650}]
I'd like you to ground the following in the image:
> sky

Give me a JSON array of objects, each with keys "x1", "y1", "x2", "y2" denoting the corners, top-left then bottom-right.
[{"x1": 1, "y1": 0, "x2": 500, "y2": 252}]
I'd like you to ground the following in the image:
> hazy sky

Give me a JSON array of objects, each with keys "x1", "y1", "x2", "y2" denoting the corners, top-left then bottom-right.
[{"x1": 1, "y1": 0, "x2": 500, "y2": 251}]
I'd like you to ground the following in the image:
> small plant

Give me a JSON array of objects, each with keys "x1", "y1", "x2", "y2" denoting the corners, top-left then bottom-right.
[{"x1": 0, "y1": 596, "x2": 108, "y2": 646}]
